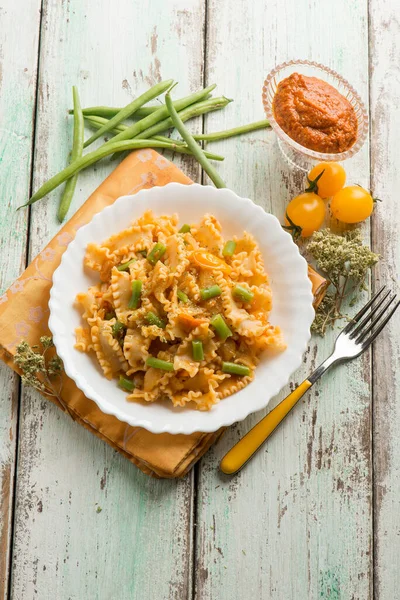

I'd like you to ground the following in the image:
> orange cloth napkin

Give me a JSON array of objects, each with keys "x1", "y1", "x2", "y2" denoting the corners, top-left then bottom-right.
[
  {"x1": 0, "y1": 149, "x2": 327, "y2": 478},
  {"x1": 0, "y1": 150, "x2": 224, "y2": 478}
]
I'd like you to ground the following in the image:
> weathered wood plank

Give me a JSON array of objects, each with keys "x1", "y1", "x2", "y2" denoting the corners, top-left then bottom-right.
[
  {"x1": 0, "y1": 1, "x2": 42, "y2": 597},
  {"x1": 10, "y1": 0, "x2": 205, "y2": 597},
  {"x1": 196, "y1": 0, "x2": 372, "y2": 598},
  {"x1": 369, "y1": 2, "x2": 400, "y2": 598}
]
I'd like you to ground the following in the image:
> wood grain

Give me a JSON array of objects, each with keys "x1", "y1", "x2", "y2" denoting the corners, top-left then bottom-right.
[
  {"x1": 9, "y1": 0, "x2": 205, "y2": 597},
  {"x1": 196, "y1": 0, "x2": 373, "y2": 598},
  {"x1": 2, "y1": 0, "x2": 400, "y2": 598},
  {"x1": 369, "y1": 2, "x2": 400, "y2": 598},
  {"x1": 0, "y1": 1, "x2": 42, "y2": 597}
]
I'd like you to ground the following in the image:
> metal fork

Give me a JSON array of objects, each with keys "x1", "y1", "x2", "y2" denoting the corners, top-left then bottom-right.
[{"x1": 220, "y1": 287, "x2": 399, "y2": 475}]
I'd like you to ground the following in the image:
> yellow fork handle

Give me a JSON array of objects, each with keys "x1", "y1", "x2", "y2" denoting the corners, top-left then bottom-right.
[{"x1": 220, "y1": 379, "x2": 312, "y2": 475}]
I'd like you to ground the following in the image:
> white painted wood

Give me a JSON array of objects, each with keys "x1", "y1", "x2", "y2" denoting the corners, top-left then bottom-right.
[
  {"x1": 0, "y1": 1, "x2": 42, "y2": 597},
  {"x1": 369, "y1": 2, "x2": 400, "y2": 598},
  {"x1": 9, "y1": 0, "x2": 205, "y2": 598},
  {"x1": 196, "y1": 0, "x2": 372, "y2": 598}
]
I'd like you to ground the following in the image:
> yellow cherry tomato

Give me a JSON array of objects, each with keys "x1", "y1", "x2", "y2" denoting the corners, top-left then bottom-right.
[
  {"x1": 307, "y1": 162, "x2": 346, "y2": 198},
  {"x1": 285, "y1": 192, "x2": 325, "y2": 238},
  {"x1": 331, "y1": 185, "x2": 374, "y2": 223},
  {"x1": 190, "y1": 251, "x2": 231, "y2": 274}
]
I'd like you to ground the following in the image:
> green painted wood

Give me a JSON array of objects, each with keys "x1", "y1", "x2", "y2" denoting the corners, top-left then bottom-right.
[
  {"x1": 195, "y1": 1, "x2": 373, "y2": 598},
  {"x1": 9, "y1": 0, "x2": 206, "y2": 597},
  {"x1": 369, "y1": 2, "x2": 400, "y2": 598},
  {"x1": 0, "y1": 1, "x2": 42, "y2": 598}
]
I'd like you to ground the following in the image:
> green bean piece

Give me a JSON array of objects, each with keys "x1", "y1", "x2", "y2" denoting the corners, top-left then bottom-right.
[
  {"x1": 118, "y1": 375, "x2": 135, "y2": 392},
  {"x1": 83, "y1": 79, "x2": 174, "y2": 148},
  {"x1": 85, "y1": 116, "x2": 225, "y2": 160},
  {"x1": 232, "y1": 284, "x2": 254, "y2": 303},
  {"x1": 57, "y1": 86, "x2": 84, "y2": 222},
  {"x1": 145, "y1": 312, "x2": 166, "y2": 329},
  {"x1": 105, "y1": 311, "x2": 116, "y2": 320},
  {"x1": 147, "y1": 242, "x2": 166, "y2": 266},
  {"x1": 146, "y1": 357, "x2": 174, "y2": 371},
  {"x1": 112, "y1": 320, "x2": 127, "y2": 342},
  {"x1": 200, "y1": 285, "x2": 222, "y2": 301},
  {"x1": 152, "y1": 135, "x2": 186, "y2": 146},
  {"x1": 117, "y1": 258, "x2": 136, "y2": 272},
  {"x1": 76, "y1": 86, "x2": 216, "y2": 120},
  {"x1": 210, "y1": 314, "x2": 232, "y2": 340},
  {"x1": 22, "y1": 138, "x2": 226, "y2": 208},
  {"x1": 179, "y1": 224, "x2": 191, "y2": 233},
  {"x1": 165, "y1": 87, "x2": 227, "y2": 189},
  {"x1": 222, "y1": 240, "x2": 236, "y2": 258},
  {"x1": 137, "y1": 249, "x2": 147, "y2": 258},
  {"x1": 128, "y1": 280, "x2": 142, "y2": 310},
  {"x1": 135, "y1": 96, "x2": 232, "y2": 141},
  {"x1": 104, "y1": 84, "x2": 216, "y2": 148},
  {"x1": 221, "y1": 362, "x2": 251, "y2": 377},
  {"x1": 193, "y1": 119, "x2": 271, "y2": 142},
  {"x1": 177, "y1": 290, "x2": 189, "y2": 303},
  {"x1": 84, "y1": 114, "x2": 126, "y2": 135},
  {"x1": 192, "y1": 340, "x2": 204, "y2": 362}
]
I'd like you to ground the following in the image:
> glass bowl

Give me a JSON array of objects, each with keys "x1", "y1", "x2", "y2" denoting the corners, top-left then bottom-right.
[{"x1": 262, "y1": 60, "x2": 368, "y2": 171}]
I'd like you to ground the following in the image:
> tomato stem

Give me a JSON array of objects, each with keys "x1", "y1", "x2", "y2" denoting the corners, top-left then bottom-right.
[
  {"x1": 282, "y1": 211, "x2": 303, "y2": 240},
  {"x1": 305, "y1": 168, "x2": 325, "y2": 194}
]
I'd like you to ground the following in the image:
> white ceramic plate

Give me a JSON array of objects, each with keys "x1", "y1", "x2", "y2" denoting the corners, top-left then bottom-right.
[{"x1": 49, "y1": 183, "x2": 314, "y2": 434}]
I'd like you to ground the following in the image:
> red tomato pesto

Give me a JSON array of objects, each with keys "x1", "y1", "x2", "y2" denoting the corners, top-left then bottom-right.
[{"x1": 272, "y1": 73, "x2": 358, "y2": 153}]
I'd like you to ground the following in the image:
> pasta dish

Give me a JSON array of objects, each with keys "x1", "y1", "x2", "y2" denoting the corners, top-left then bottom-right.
[{"x1": 75, "y1": 210, "x2": 285, "y2": 410}]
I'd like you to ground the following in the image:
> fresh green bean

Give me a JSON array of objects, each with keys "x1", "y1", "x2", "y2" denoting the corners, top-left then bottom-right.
[
  {"x1": 192, "y1": 340, "x2": 204, "y2": 362},
  {"x1": 137, "y1": 249, "x2": 147, "y2": 257},
  {"x1": 177, "y1": 290, "x2": 189, "y2": 303},
  {"x1": 135, "y1": 96, "x2": 232, "y2": 141},
  {"x1": 221, "y1": 362, "x2": 251, "y2": 377},
  {"x1": 84, "y1": 114, "x2": 126, "y2": 135},
  {"x1": 146, "y1": 357, "x2": 174, "y2": 371},
  {"x1": 193, "y1": 119, "x2": 271, "y2": 142},
  {"x1": 57, "y1": 86, "x2": 84, "y2": 222},
  {"x1": 200, "y1": 285, "x2": 222, "y2": 300},
  {"x1": 117, "y1": 258, "x2": 136, "y2": 271},
  {"x1": 232, "y1": 284, "x2": 254, "y2": 303},
  {"x1": 165, "y1": 88, "x2": 227, "y2": 189},
  {"x1": 74, "y1": 86, "x2": 216, "y2": 119},
  {"x1": 78, "y1": 106, "x2": 159, "y2": 119},
  {"x1": 145, "y1": 312, "x2": 166, "y2": 329},
  {"x1": 222, "y1": 240, "x2": 236, "y2": 257},
  {"x1": 118, "y1": 375, "x2": 135, "y2": 392},
  {"x1": 210, "y1": 314, "x2": 232, "y2": 340},
  {"x1": 83, "y1": 79, "x2": 174, "y2": 148},
  {"x1": 147, "y1": 242, "x2": 166, "y2": 266},
  {"x1": 85, "y1": 115, "x2": 224, "y2": 161},
  {"x1": 178, "y1": 224, "x2": 191, "y2": 233},
  {"x1": 22, "y1": 139, "x2": 225, "y2": 208},
  {"x1": 152, "y1": 135, "x2": 186, "y2": 146},
  {"x1": 128, "y1": 280, "x2": 142, "y2": 309},
  {"x1": 103, "y1": 85, "x2": 217, "y2": 147}
]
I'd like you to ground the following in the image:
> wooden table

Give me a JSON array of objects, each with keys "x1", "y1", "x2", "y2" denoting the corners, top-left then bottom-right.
[{"x1": 0, "y1": 0, "x2": 399, "y2": 598}]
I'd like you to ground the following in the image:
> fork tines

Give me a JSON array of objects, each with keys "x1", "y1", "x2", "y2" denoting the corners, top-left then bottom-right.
[{"x1": 344, "y1": 286, "x2": 399, "y2": 348}]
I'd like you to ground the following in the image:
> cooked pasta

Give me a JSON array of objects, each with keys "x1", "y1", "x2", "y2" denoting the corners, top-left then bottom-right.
[{"x1": 75, "y1": 210, "x2": 285, "y2": 410}]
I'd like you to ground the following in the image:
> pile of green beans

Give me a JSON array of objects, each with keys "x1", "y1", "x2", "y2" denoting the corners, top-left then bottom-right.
[{"x1": 23, "y1": 79, "x2": 271, "y2": 220}]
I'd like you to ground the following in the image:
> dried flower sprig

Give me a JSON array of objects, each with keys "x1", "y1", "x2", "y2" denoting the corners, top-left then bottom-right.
[
  {"x1": 14, "y1": 336, "x2": 74, "y2": 418},
  {"x1": 307, "y1": 229, "x2": 379, "y2": 335}
]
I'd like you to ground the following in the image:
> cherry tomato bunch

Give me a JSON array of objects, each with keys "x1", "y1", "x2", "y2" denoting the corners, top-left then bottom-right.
[{"x1": 283, "y1": 162, "x2": 376, "y2": 238}]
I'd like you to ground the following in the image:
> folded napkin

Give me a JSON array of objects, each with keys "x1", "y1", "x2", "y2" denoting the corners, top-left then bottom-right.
[{"x1": 0, "y1": 149, "x2": 326, "y2": 478}]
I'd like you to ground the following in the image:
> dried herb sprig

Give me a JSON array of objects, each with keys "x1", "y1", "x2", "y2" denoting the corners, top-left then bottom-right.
[
  {"x1": 307, "y1": 229, "x2": 379, "y2": 335},
  {"x1": 14, "y1": 337, "x2": 73, "y2": 418}
]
